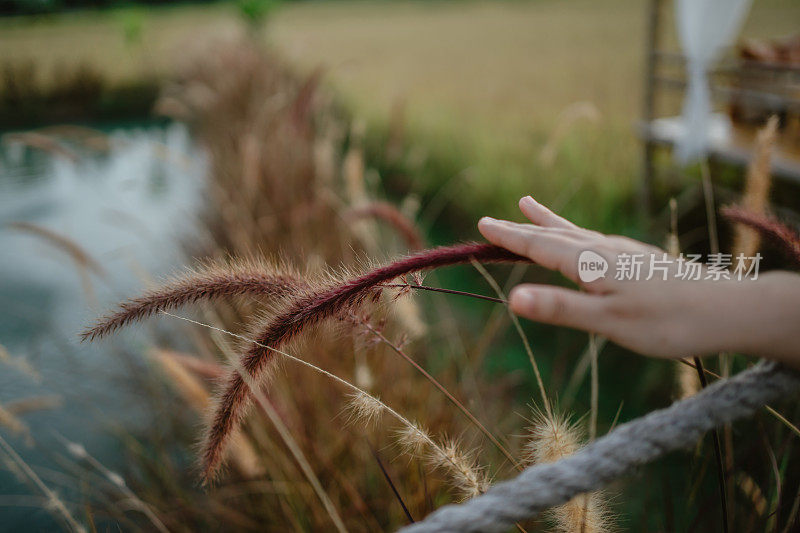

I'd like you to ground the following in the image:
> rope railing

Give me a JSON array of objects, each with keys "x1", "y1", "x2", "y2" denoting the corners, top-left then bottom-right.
[{"x1": 401, "y1": 360, "x2": 800, "y2": 533}]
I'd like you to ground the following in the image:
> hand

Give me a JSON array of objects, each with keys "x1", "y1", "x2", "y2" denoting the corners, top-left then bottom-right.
[{"x1": 478, "y1": 196, "x2": 800, "y2": 362}]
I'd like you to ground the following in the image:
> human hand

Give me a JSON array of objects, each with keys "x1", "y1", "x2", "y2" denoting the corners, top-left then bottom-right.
[{"x1": 478, "y1": 196, "x2": 799, "y2": 361}]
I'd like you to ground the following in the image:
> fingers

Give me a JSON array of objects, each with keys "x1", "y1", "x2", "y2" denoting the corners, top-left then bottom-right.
[
  {"x1": 519, "y1": 196, "x2": 577, "y2": 230},
  {"x1": 478, "y1": 217, "x2": 583, "y2": 283},
  {"x1": 509, "y1": 284, "x2": 610, "y2": 334}
]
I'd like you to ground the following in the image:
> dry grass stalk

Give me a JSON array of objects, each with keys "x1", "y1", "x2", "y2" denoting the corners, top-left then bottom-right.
[
  {"x1": 8, "y1": 221, "x2": 105, "y2": 304},
  {"x1": 57, "y1": 434, "x2": 169, "y2": 533},
  {"x1": 0, "y1": 344, "x2": 40, "y2": 383},
  {"x1": 0, "y1": 404, "x2": 30, "y2": 441},
  {"x1": 353, "y1": 401, "x2": 489, "y2": 500},
  {"x1": 2, "y1": 396, "x2": 62, "y2": 416},
  {"x1": 0, "y1": 396, "x2": 62, "y2": 445},
  {"x1": 732, "y1": 116, "x2": 779, "y2": 266},
  {"x1": 677, "y1": 360, "x2": 702, "y2": 400},
  {"x1": 666, "y1": 198, "x2": 681, "y2": 258},
  {"x1": 345, "y1": 201, "x2": 426, "y2": 251},
  {"x1": 151, "y1": 349, "x2": 213, "y2": 412},
  {"x1": 150, "y1": 348, "x2": 225, "y2": 380},
  {"x1": 471, "y1": 260, "x2": 551, "y2": 419},
  {"x1": 354, "y1": 401, "x2": 489, "y2": 500},
  {"x1": 7, "y1": 221, "x2": 105, "y2": 278},
  {"x1": 666, "y1": 199, "x2": 700, "y2": 399},
  {"x1": 2, "y1": 132, "x2": 79, "y2": 162},
  {"x1": 359, "y1": 317, "x2": 521, "y2": 470},
  {"x1": 0, "y1": 433, "x2": 85, "y2": 533},
  {"x1": 737, "y1": 472, "x2": 768, "y2": 516},
  {"x1": 525, "y1": 408, "x2": 611, "y2": 533}
]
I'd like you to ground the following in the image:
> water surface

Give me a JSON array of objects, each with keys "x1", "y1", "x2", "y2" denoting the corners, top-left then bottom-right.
[{"x1": 0, "y1": 121, "x2": 206, "y2": 529}]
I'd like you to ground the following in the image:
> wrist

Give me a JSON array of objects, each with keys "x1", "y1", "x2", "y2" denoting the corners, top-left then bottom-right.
[{"x1": 720, "y1": 272, "x2": 800, "y2": 365}]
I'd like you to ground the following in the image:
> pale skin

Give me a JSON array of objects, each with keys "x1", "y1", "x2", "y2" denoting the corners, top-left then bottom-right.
[{"x1": 478, "y1": 196, "x2": 800, "y2": 367}]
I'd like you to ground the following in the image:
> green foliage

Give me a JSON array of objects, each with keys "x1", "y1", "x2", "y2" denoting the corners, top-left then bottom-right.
[
  {"x1": 235, "y1": 0, "x2": 281, "y2": 29},
  {"x1": 116, "y1": 8, "x2": 146, "y2": 48}
]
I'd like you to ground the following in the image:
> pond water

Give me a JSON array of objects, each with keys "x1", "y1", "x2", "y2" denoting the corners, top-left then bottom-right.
[{"x1": 0, "y1": 121, "x2": 206, "y2": 529}]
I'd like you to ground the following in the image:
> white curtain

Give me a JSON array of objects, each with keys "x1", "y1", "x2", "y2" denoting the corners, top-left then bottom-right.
[{"x1": 674, "y1": 0, "x2": 753, "y2": 163}]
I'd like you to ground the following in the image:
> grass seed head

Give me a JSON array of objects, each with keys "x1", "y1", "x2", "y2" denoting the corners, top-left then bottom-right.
[
  {"x1": 428, "y1": 438, "x2": 489, "y2": 500},
  {"x1": 345, "y1": 391, "x2": 385, "y2": 428},
  {"x1": 524, "y1": 408, "x2": 582, "y2": 465}
]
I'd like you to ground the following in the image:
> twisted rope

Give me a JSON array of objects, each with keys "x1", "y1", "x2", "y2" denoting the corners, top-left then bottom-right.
[{"x1": 401, "y1": 361, "x2": 800, "y2": 533}]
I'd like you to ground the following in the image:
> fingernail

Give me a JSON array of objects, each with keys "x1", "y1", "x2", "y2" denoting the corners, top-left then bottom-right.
[
  {"x1": 509, "y1": 287, "x2": 534, "y2": 310},
  {"x1": 479, "y1": 216, "x2": 497, "y2": 225},
  {"x1": 520, "y1": 195, "x2": 537, "y2": 207}
]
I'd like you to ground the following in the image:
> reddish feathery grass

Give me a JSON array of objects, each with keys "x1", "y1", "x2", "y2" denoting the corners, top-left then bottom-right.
[
  {"x1": 82, "y1": 260, "x2": 305, "y2": 341},
  {"x1": 721, "y1": 205, "x2": 800, "y2": 265},
  {"x1": 83, "y1": 241, "x2": 529, "y2": 482},
  {"x1": 203, "y1": 243, "x2": 527, "y2": 480}
]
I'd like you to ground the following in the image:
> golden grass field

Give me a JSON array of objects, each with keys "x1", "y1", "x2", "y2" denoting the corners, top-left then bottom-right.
[{"x1": 2, "y1": 0, "x2": 799, "y2": 226}]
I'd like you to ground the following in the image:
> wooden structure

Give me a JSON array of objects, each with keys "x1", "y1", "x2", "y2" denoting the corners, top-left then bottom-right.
[{"x1": 640, "y1": 0, "x2": 800, "y2": 211}]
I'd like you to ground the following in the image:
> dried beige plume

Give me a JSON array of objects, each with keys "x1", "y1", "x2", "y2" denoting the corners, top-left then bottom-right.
[
  {"x1": 677, "y1": 362, "x2": 701, "y2": 400},
  {"x1": 524, "y1": 409, "x2": 583, "y2": 465},
  {"x1": 665, "y1": 200, "x2": 700, "y2": 399},
  {"x1": 737, "y1": 472, "x2": 767, "y2": 516},
  {"x1": 666, "y1": 198, "x2": 680, "y2": 257},
  {"x1": 345, "y1": 390, "x2": 385, "y2": 427},
  {"x1": 428, "y1": 439, "x2": 490, "y2": 500},
  {"x1": 394, "y1": 422, "x2": 488, "y2": 500},
  {"x1": 732, "y1": 115, "x2": 779, "y2": 264},
  {"x1": 525, "y1": 408, "x2": 612, "y2": 533},
  {"x1": 343, "y1": 120, "x2": 367, "y2": 206},
  {"x1": 394, "y1": 421, "x2": 432, "y2": 457}
]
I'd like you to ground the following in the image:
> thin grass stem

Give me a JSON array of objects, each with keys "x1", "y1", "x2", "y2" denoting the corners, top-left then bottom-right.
[
  {"x1": 360, "y1": 320, "x2": 522, "y2": 472},
  {"x1": 368, "y1": 443, "x2": 414, "y2": 523},
  {"x1": 382, "y1": 283, "x2": 507, "y2": 304},
  {"x1": 0, "y1": 433, "x2": 85, "y2": 533},
  {"x1": 589, "y1": 334, "x2": 599, "y2": 442},
  {"x1": 162, "y1": 312, "x2": 487, "y2": 495},
  {"x1": 470, "y1": 260, "x2": 552, "y2": 420},
  {"x1": 694, "y1": 355, "x2": 729, "y2": 533}
]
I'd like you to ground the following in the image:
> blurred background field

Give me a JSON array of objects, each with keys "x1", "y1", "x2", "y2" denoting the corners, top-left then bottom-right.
[
  {"x1": 5, "y1": 0, "x2": 798, "y2": 230},
  {"x1": 2, "y1": 0, "x2": 800, "y2": 531}
]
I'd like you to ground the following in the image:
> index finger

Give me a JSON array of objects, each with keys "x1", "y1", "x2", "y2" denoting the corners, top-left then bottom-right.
[
  {"x1": 478, "y1": 217, "x2": 585, "y2": 285},
  {"x1": 519, "y1": 196, "x2": 578, "y2": 230}
]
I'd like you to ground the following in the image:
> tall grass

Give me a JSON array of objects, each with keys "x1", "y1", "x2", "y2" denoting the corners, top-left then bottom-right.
[
  {"x1": 71, "y1": 38, "x2": 800, "y2": 533},
  {"x1": 81, "y1": 38, "x2": 555, "y2": 531}
]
